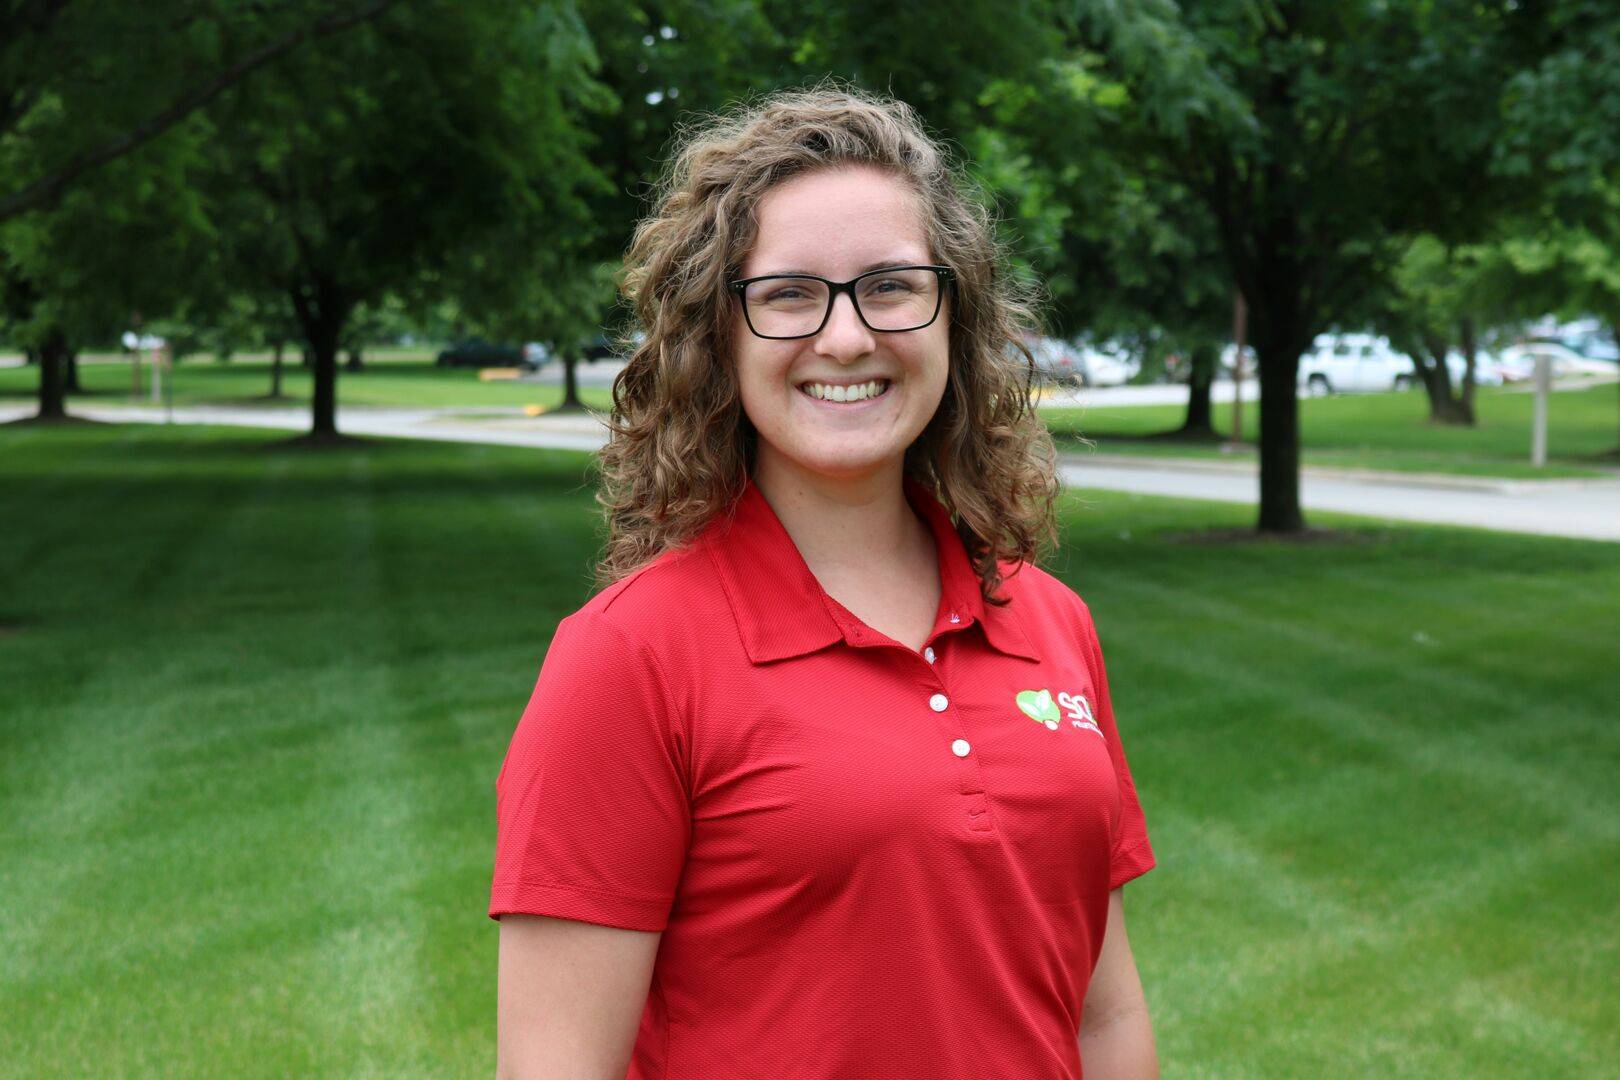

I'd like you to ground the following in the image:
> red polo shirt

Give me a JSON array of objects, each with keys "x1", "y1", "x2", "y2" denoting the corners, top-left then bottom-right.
[{"x1": 490, "y1": 475, "x2": 1155, "y2": 1079}]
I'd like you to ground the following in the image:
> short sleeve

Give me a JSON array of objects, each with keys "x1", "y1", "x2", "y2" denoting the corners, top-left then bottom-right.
[
  {"x1": 1076, "y1": 602, "x2": 1156, "y2": 891},
  {"x1": 488, "y1": 611, "x2": 691, "y2": 930}
]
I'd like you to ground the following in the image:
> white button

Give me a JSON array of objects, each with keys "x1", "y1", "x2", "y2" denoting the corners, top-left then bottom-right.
[
  {"x1": 923, "y1": 647, "x2": 936, "y2": 663},
  {"x1": 929, "y1": 693, "x2": 948, "y2": 712},
  {"x1": 951, "y1": 739, "x2": 971, "y2": 757}
]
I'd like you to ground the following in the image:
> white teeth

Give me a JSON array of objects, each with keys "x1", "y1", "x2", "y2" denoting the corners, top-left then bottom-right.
[{"x1": 801, "y1": 380, "x2": 887, "y2": 402}]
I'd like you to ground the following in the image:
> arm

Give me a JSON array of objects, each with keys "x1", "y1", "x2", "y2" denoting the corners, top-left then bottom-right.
[
  {"x1": 1078, "y1": 887, "x2": 1158, "y2": 1079},
  {"x1": 497, "y1": 913, "x2": 662, "y2": 1080}
]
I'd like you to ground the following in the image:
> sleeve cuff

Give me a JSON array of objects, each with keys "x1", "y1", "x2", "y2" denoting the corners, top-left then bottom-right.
[
  {"x1": 489, "y1": 879, "x2": 672, "y2": 932},
  {"x1": 1108, "y1": 837, "x2": 1157, "y2": 891}
]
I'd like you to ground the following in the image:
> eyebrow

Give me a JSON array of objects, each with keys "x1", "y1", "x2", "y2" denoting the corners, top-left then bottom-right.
[{"x1": 756, "y1": 258, "x2": 929, "y2": 278}]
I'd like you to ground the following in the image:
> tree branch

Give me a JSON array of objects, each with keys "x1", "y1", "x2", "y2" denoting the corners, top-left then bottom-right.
[{"x1": 0, "y1": 0, "x2": 402, "y2": 223}]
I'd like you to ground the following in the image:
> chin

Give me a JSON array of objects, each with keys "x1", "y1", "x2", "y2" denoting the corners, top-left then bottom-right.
[{"x1": 788, "y1": 444, "x2": 899, "y2": 481}]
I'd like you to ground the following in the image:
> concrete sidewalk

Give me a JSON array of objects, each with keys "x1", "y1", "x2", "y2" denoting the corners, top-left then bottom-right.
[{"x1": 8, "y1": 401, "x2": 1618, "y2": 542}]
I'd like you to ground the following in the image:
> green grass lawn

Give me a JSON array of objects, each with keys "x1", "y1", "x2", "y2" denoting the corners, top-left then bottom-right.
[
  {"x1": 0, "y1": 350, "x2": 617, "y2": 412},
  {"x1": 2, "y1": 423, "x2": 1616, "y2": 1077},
  {"x1": 1047, "y1": 382, "x2": 1620, "y2": 479},
  {"x1": 4, "y1": 352, "x2": 1615, "y2": 478}
]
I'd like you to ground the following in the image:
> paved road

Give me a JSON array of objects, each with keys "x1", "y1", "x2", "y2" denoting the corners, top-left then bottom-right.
[{"x1": 7, "y1": 401, "x2": 1618, "y2": 542}]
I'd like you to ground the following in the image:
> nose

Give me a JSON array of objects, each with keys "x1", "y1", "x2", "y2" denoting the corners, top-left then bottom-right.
[{"x1": 813, "y1": 291, "x2": 875, "y2": 364}]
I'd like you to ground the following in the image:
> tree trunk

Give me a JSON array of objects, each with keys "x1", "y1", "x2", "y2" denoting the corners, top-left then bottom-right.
[
  {"x1": 308, "y1": 321, "x2": 343, "y2": 437},
  {"x1": 1454, "y1": 317, "x2": 1478, "y2": 426},
  {"x1": 36, "y1": 328, "x2": 69, "y2": 420},
  {"x1": 345, "y1": 345, "x2": 363, "y2": 372},
  {"x1": 270, "y1": 340, "x2": 286, "y2": 398},
  {"x1": 1418, "y1": 355, "x2": 1467, "y2": 424},
  {"x1": 1176, "y1": 342, "x2": 1217, "y2": 437},
  {"x1": 63, "y1": 348, "x2": 82, "y2": 393},
  {"x1": 555, "y1": 352, "x2": 584, "y2": 412},
  {"x1": 289, "y1": 280, "x2": 354, "y2": 440},
  {"x1": 1255, "y1": 339, "x2": 1304, "y2": 533},
  {"x1": 1415, "y1": 328, "x2": 1475, "y2": 426}
]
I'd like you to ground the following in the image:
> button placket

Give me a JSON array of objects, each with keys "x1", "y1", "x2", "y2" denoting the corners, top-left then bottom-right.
[{"x1": 917, "y1": 669, "x2": 995, "y2": 834}]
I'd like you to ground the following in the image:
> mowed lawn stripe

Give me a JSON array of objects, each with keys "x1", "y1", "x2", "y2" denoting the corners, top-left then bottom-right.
[
  {"x1": 289, "y1": 452, "x2": 427, "y2": 1073},
  {"x1": 0, "y1": 439, "x2": 281, "y2": 1074},
  {"x1": 1106, "y1": 562, "x2": 1620, "y2": 834},
  {"x1": 360, "y1": 445, "x2": 605, "y2": 1073},
  {"x1": 0, "y1": 423, "x2": 174, "y2": 635}
]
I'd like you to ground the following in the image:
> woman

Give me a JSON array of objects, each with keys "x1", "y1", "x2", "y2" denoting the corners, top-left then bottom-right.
[{"x1": 490, "y1": 86, "x2": 1158, "y2": 1079}]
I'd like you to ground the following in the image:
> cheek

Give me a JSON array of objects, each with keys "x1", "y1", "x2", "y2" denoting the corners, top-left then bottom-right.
[
  {"x1": 732, "y1": 340, "x2": 789, "y2": 426},
  {"x1": 915, "y1": 330, "x2": 952, "y2": 395}
]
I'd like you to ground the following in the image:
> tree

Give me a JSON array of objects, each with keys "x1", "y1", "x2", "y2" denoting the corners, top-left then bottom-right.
[
  {"x1": 1495, "y1": 0, "x2": 1620, "y2": 454},
  {"x1": 195, "y1": 0, "x2": 612, "y2": 440},
  {"x1": 1378, "y1": 236, "x2": 1531, "y2": 425},
  {"x1": 0, "y1": 116, "x2": 215, "y2": 421},
  {"x1": 1073, "y1": 0, "x2": 1529, "y2": 531},
  {"x1": 970, "y1": 55, "x2": 1233, "y2": 439},
  {"x1": 1494, "y1": 212, "x2": 1620, "y2": 455}
]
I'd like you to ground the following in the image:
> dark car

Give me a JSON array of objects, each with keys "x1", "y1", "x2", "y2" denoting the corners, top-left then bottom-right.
[{"x1": 436, "y1": 340, "x2": 549, "y2": 371}]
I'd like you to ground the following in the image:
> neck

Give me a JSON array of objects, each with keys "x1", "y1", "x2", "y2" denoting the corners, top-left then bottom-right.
[{"x1": 751, "y1": 451, "x2": 927, "y2": 577}]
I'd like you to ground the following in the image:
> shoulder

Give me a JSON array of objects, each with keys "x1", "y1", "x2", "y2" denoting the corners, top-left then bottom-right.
[
  {"x1": 1001, "y1": 558, "x2": 1095, "y2": 624},
  {"x1": 550, "y1": 538, "x2": 735, "y2": 670}
]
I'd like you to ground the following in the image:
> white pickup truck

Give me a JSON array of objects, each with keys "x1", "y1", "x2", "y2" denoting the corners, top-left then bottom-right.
[{"x1": 1297, "y1": 333, "x2": 1410, "y2": 395}]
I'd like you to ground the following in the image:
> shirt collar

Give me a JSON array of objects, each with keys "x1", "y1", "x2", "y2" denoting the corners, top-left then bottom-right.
[{"x1": 703, "y1": 473, "x2": 1040, "y2": 665}]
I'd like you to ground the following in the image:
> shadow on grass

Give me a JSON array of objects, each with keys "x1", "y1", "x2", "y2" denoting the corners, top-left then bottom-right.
[
  {"x1": 0, "y1": 414, "x2": 104, "y2": 428},
  {"x1": 1159, "y1": 525, "x2": 1391, "y2": 546},
  {"x1": 274, "y1": 431, "x2": 377, "y2": 451}
]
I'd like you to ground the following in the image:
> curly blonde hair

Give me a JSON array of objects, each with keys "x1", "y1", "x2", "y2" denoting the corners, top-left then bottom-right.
[{"x1": 598, "y1": 83, "x2": 1059, "y2": 602}]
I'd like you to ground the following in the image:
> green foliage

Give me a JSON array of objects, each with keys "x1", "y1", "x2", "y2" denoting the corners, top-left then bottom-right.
[
  {"x1": 0, "y1": 116, "x2": 217, "y2": 350},
  {"x1": 0, "y1": 1, "x2": 404, "y2": 222},
  {"x1": 1381, "y1": 236, "x2": 1529, "y2": 360}
]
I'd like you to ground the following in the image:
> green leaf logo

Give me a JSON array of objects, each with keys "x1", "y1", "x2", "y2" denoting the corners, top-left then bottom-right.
[{"x1": 1016, "y1": 688, "x2": 1061, "y2": 729}]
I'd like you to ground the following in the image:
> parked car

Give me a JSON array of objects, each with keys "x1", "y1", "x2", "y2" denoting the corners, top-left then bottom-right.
[
  {"x1": 1023, "y1": 335, "x2": 1084, "y2": 386},
  {"x1": 1496, "y1": 341, "x2": 1613, "y2": 381},
  {"x1": 1449, "y1": 352, "x2": 1505, "y2": 387},
  {"x1": 1393, "y1": 351, "x2": 1506, "y2": 389},
  {"x1": 1297, "y1": 333, "x2": 1411, "y2": 395},
  {"x1": 1218, "y1": 343, "x2": 1257, "y2": 379},
  {"x1": 1533, "y1": 318, "x2": 1620, "y2": 364},
  {"x1": 1075, "y1": 343, "x2": 1139, "y2": 387},
  {"x1": 436, "y1": 339, "x2": 550, "y2": 371},
  {"x1": 1550, "y1": 328, "x2": 1619, "y2": 364}
]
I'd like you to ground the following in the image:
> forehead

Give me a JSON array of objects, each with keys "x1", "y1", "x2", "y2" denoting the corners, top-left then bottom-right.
[{"x1": 743, "y1": 165, "x2": 931, "y2": 276}]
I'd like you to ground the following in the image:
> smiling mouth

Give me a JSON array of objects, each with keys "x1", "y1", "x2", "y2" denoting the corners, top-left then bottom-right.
[{"x1": 797, "y1": 379, "x2": 892, "y2": 403}]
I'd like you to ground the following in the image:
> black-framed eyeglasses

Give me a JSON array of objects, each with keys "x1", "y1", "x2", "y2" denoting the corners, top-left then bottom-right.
[{"x1": 728, "y1": 264, "x2": 955, "y2": 340}]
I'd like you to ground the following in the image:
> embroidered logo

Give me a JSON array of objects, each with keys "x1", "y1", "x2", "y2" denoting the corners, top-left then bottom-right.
[{"x1": 1016, "y1": 687, "x2": 1104, "y2": 739}]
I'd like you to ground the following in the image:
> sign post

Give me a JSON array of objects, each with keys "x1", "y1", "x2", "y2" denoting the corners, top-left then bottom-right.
[
  {"x1": 123, "y1": 329, "x2": 166, "y2": 405},
  {"x1": 162, "y1": 346, "x2": 175, "y2": 423},
  {"x1": 1531, "y1": 351, "x2": 1550, "y2": 468}
]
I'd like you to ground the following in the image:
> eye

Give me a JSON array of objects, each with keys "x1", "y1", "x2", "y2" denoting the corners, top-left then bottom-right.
[{"x1": 861, "y1": 277, "x2": 920, "y2": 302}]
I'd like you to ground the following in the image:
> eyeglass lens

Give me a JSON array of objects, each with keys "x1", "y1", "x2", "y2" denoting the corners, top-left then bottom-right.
[{"x1": 741, "y1": 268, "x2": 941, "y2": 338}]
